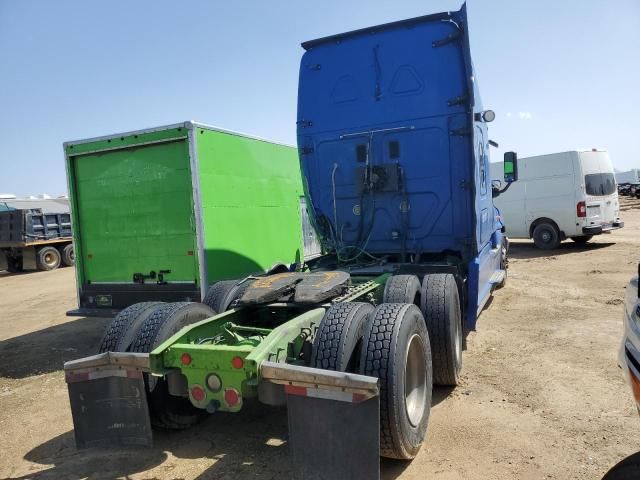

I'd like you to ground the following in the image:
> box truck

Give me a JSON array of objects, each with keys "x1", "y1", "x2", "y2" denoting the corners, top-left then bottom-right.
[
  {"x1": 64, "y1": 122, "x2": 311, "y2": 316},
  {"x1": 491, "y1": 150, "x2": 623, "y2": 249}
]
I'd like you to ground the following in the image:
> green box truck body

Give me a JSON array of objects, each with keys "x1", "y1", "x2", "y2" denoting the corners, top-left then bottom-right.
[{"x1": 65, "y1": 121, "x2": 307, "y2": 316}]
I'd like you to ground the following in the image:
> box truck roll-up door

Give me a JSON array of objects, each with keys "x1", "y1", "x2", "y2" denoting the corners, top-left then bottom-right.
[{"x1": 71, "y1": 139, "x2": 199, "y2": 293}]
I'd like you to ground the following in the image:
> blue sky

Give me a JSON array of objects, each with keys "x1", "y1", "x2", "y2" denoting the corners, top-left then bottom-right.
[{"x1": 1, "y1": 0, "x2": 638, "y2": 196}]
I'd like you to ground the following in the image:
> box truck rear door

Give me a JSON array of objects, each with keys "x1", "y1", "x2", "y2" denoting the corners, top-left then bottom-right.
[{"x1": 72, "y1": 138, "x2": 199, "y2": 287}]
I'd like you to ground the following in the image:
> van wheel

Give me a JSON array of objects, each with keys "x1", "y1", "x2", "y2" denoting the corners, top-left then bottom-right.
[
  {"x1": 36, "y1": 246, "x2": 61, "y2": 271},
  {"x1": 532, "y1": 222, "x2": 560, "y2": 249},
  {"x1": 571, "y1": 235, "x2": 593, "y2": 244},
  {"x1": 311, "y1": 302, "x2": 373, "y2": 372},
  {"x1": 360, "y1": 303, "x2": 432, "y2": 460},
  {"x1": 131, "y1": 302, "x2": 215, "y2": 429},
  {"x1": 61, "y1": 244, "x2": 75, "y2": 266},
  {"x1": 420, "y1": 274, "x2": 462, "y2": 386}
]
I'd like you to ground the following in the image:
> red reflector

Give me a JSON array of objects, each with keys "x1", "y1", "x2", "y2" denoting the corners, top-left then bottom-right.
[
  {"x1": 231, "y1": 356, "x2": 244, "y2": 369},
  {"x1": 577, "y1": 201, "x2": 586, "y2": 218},
  {"x1": 224, "y1": 388, "x2": 240, "y2": 406},
  {"x1": 181, "y1": 353, "x2": 192, "y2": 365},
  {"x1": 187, "y1": 250, "x2": 194, "y2": 256},
  {"x1": 191, "y1": 385, "x2": 206, "y2": 402}
]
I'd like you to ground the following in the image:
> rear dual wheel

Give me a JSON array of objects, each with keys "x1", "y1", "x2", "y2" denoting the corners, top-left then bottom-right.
[
  {"x1": 98, "y1": 301, "x2": 215, "y2": 429},
  {"x1": 384, "y1": 273, "x2": 463, "y2": 387},
  {"x1": 361, "y1": 303, "x2": 432, "y2": 460},
  {"x1": 311, "y1": 300, "x2": 433, "y2": 460}
]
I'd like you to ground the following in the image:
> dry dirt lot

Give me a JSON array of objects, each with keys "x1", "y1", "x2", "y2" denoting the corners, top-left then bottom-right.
[{"x1": 2, "y1": 209, "x2": 640, "y2": 480}]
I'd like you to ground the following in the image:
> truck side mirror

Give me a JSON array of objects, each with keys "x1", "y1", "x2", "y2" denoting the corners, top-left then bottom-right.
[{"x1": 504, "y1": 151, "x2": 518, "y2": 183}]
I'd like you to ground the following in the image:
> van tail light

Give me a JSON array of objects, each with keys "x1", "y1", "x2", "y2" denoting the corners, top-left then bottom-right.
[{"x1": 577, "y1": 201, "x2": 586, "y2": 218}]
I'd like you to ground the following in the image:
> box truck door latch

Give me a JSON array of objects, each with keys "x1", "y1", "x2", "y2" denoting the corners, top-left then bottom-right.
[
  {"x1": 157, "y1": 270, "x2": 172, "y2": 285},
  {"x1": 133, "y1": 271, "x2": 156, "y2": 284}
]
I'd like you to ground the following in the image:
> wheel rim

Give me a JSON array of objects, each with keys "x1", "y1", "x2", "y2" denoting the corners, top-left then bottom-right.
[
  {"x1": 44, "y1": 253, "x2": 56, "y2": 266},
  {"x1": 404, "y1": 334, "x2": 428, "y2": 427},
  {"x1": 541, "y1": 230, "x2": 551, "y2": 243}
]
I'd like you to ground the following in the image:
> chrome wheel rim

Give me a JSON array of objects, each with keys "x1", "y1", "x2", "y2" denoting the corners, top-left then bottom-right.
[{"x1": 404, "y1": 333, "x2": 428, "y2": 427}]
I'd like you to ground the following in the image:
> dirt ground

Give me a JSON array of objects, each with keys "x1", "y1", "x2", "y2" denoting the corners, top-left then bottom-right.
[{"x1": 2, "y1": 209, "x2": 640, "y2": 480}]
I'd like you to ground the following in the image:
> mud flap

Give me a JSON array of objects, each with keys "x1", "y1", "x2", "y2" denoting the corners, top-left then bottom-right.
[
  {"x1": 261, "y1": 361, "x2": 380, "y2": 480},
  {"x1": 64, "y1": 352, "x2": 152, "y2": 448}
]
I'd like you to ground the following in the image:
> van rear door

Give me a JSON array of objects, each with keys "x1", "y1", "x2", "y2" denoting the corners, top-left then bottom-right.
[{"x1": 579, "y1": 151, "x2": 619, "y2": 228}]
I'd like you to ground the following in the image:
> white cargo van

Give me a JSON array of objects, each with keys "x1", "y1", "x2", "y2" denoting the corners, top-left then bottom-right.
[{"x1": 490, "y1": 150, "x2": 624, "y2": 249}]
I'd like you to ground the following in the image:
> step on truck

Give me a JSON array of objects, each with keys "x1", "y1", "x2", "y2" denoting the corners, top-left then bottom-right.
[
  {"x1": 0, "y1": 202, "x2": 74, "y2": 272},
  {"x1": 64, "y1": 122, "x2": 313, "y2": 317},
  {"x1": 64, "y1": 4, "x2": 518, "y2": 478}
]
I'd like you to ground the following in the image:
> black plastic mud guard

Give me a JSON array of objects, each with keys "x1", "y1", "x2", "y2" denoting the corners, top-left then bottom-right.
[
  {"x1": 261, "y1": 361, "x2": 380, "y2": 480},
  {"x1": 64, "y1": 352, "x2": 152, "y2": 448}
]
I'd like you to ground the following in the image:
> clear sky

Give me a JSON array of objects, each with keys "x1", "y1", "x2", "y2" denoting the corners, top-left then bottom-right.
[{"x1": 1, "y1": 0, "x2": 638, "y2": 196}]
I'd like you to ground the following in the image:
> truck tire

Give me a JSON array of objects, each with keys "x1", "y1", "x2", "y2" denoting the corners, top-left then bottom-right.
[
  {"x1": 571, "y1": 235, "x2": 593, "y2": 244},
  {"x1": 383, "y1": 274, "x2": 421, "y2": 305},
  {"x1": 360, "y1": 303, "x2": 432, "y2": 460},
  {"x1": 420, "y1": 274, "x2": 462, "y2": 386},
  {"x1": 311, "y1": 302, "x2": 373, "y2": 372},
  {"x1": 496, "y1": 236, "x2": 508, "y2": 289},
  {"x1": 61, "y1": 243, "x2": 75, "y2": 267},
  {"x1": 131, "y1": 302, "x2": 215, "y2": 429},
  {"x1": 202, "y1": 279, "x2": 250, "y2": 312},
  {"x1": 532, "y1": 222, "x2": 560, "y2": 249},
  {"x1": 98, "y1": 302, "x2": 164, "y2": 353},
  {"x1": 36, "y1": 246, "x2": 61, "y2": 271}
]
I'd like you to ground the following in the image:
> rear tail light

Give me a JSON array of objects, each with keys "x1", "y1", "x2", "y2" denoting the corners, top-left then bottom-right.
[
  {"x1": 191, "y1": 385, "x2": 206, "y2": 402},
  {"x1": 577, "y1": 201, "x2": 586, "y2": 218},
  {"x1": 224, "y1": 388, "x2": 240, "y2": 407},
  {"x1": 181, "y1": 353, "x2": 192, "y2": 365},
  {"x1": 231, "y1": 356, "x2": 244, "y2": 369}
]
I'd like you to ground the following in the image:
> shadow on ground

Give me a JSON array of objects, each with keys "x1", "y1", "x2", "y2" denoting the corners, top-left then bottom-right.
[
  {"x1": 508, "y1": 240, "x2": 615, "y2": 260},
  {"x1": 12, "y1": 402, "x2": 290, "y2": 480},
  {"x1": 0, "y1": 316, "x2": 109, "y2": 379},
  {"x1": 602, "y1": 451, "x2": 640, "y2": 479},
  {"x1": 14, "y1": 387, "x2": 454, "y2": 479}
]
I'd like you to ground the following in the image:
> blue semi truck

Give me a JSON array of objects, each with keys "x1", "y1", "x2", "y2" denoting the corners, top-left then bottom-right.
[{"x1": 64, "y1": 4, "x2": 517, "y2": 478}]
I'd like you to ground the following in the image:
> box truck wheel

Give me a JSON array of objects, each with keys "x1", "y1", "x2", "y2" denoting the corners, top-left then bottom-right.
[
  {"x1": 36, "y1": 246, "x2": 61, "y2": 271},
  {"x1": 571, "y1": 235, "x2": 593, "y2": 244},
  {"x1": 311, "y1": 302, "x2": 373, "y2": 372},
  {"x1": 131, "y1": 302, "x2": 216, "y2": 429},
  {"x1": 420, "y1": 273, "x2": 462, "y2": 386},
  {"x1": 98, "y1": 302, "x2": 164, "y2": 353},
  {"x1": 360, "y1": 303, "x2": 432, "y2": 460},
  {"x1": 202, "y1": 279, "x2": 251, "y2": 313},
  {"x1": 532, "y1": 222, "x2": 560, "y2": 249},
  {"x1": 383, "y1": 274, "x2": 421, "y2": 305},
  {"x1": 61, "y1": 244, "x2": 75, "y2": 267}
]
